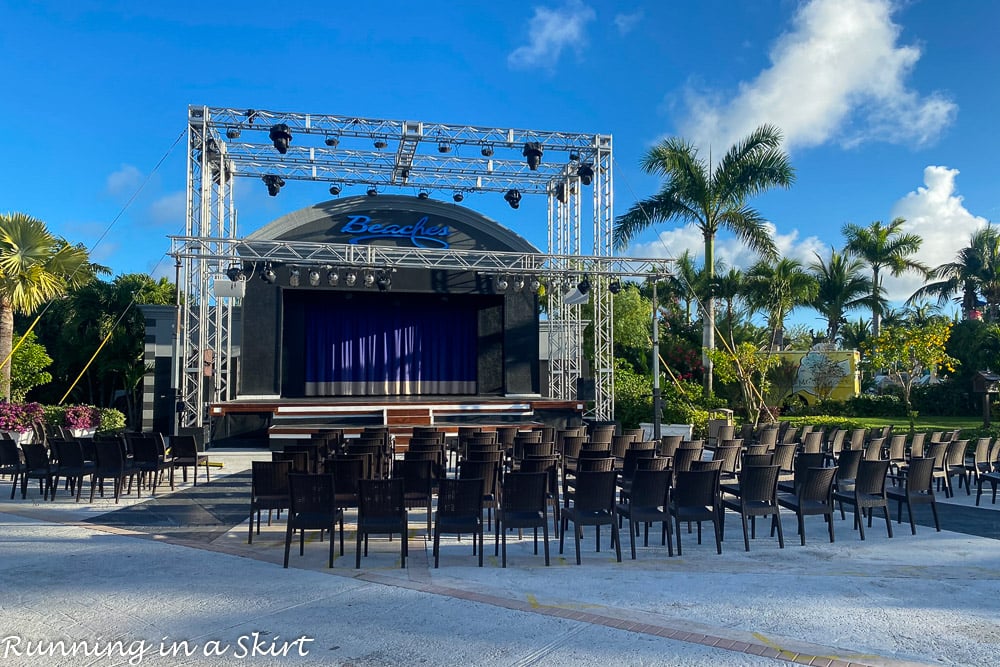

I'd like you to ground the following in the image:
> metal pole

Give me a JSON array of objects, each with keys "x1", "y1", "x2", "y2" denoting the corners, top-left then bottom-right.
[{"x1": 652, "y1": 281, "x2": 661, "y2": 440}]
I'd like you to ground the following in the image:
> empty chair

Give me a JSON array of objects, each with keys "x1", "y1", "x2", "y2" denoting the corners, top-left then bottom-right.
[
  {"x1": 325, "y1": 455, "x2": 365, "y2": 512},
  {"x1": 944, "y1": 439, "x2": 969, "y2": 496},
  {"x1": 496, "y1": 471, "x2": 551, "y2": 567},
  {"x1": 170, "y1": 435, "x2": 210, "y2": 485},
  {"x1": 559, "y1": 469, "x2": 621, "y2": 564},
  {"x1": 777, "y1": 466, "x2": 838, "y2": 545},
  {"x1": 773, "y1": 443, "x2": 798, "y2": 480},
  {"x1": 672, "y1": 446, "x2": 703, "y2": 473},
  {"x1": 886, "y1": 435, "x2": 908, "y2": 475},
  {"x1": 283, "y1": 473, "x2": 343, "y2": 568},
  {"x1": 21, "y1": 443, "x2": 55, "y2": 500},
  {"x1": 964, "y1": 438, "x2": 994, "y2": 495},
  {"x1": 834, "y1": 459, "x2": 892, "y2": 540},
  {"x1": 50, "y1": 439, "x2": 93, "y2": 502},
  {"x1": 907, "y1": 433, "x2": 927, "y2": 460},
  {"x1": 249, "y1": 460, "x2": 292, "y2": 543},
  {"x1": 670, "y1": 467, "x2": 722, "y2": 555},
  {"x1": 394, "y1": 458, "x2": 435, "y2": 533},
  {"x1": 721, "y1": 464, "x2": 783, "y2": 551},
  {"x1": 615, "y1": 468, "x2": 672, "y2": 559},
  {"x1": 801, "y1": 431, "x2": 824, "y2": 454},
  {"x1": 0, "y1": 439, "x2": 25, "y2": 499},
  {"x1": 834, "y1": 448, "x2": 864, "y2": 493},
  {"x1": 459, "y1": 458, "x2": 501, "y2": 529},
  {"x1": 658, "y1": 435, "x2": 683, "y2": 458},
  {"x1": 711, "y1": 444, "x2": 741, "y2": 480},
  {"x1": 356, "y1": 478, "x2": 408, "y2": 568},
  {"x1": 517, "y1": 454, "x2": 560, "y2": 533},
  {"x1": 975, "y1": 440, "x2": 1000, "y2": 506},
  {"x1": 433, "y1": 477, "x2": 485, "y2": 568},
  {"x1": 887, "y1": 457, "x2": 940, "y2": 534},
  {"x1": 90, "y1": 439, "x2": 135, "y2": 504}
]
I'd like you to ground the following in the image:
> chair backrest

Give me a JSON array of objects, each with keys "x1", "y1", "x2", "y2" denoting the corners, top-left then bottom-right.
[
  {"x1": 576, "y1": 456, "x2": 614, "y2": 472},
  {"x1": 757, "y1": 426, "x2": 779, "y2": 447},
  {"x1": 436, "y1": 477, "x2": 484, "y2": 519},
  {"x1": 929, "y1": 431, "x2": 944, "y2": 443},
  {"x1": 561, "y1": 435, "x2": 587, "y2": 460},
  {"x1": 742, "y1": 452, "x2": 774, "y2": 467},
  {"x1": 801, "y1": 431, "x2": 824, "y2": 454},
  {"x1": 989, "y1": 439, "x2": 1000, "y2": 468},
  {"x1": 358, "y1": 478, "x2": 405, "y2": 519},
  {"x1": 672, "y1": 446, "x2": 703, "y2": 473},
  {"x1": 973, "y1": 437, "x2": 992, "y2": 465},
  {"x1": 131, "y1": 435, "x2": 161, "y2": 464},
  {"x1": 288, "y1": 473, "x2": 335, "y2": 517},
  {"x1": 909, "y1": 432, "x2": 926, "y2": 458},
  {"x1": 781, "y1": 426, "x2": 800, "y2": 445},
  {"x1": 718, "y1": 438, "x2": 744, "y2": 449},
  {"x1": 863, "y1": 437, "x2": 885, "y2": 461},
  {"x1": 22, "y1": 442, "x2": 51, "y2": 469},
  {"x1": 330, "y1": 452, "x2": 371, "y2": 480},
  {"x1": 658, "y1": 435, "x2": 683, "y2": 458},
  {"x1": 799, "y1": 466, "x2": 838, "y2": 502},
  {"x1": 0, "y1": 439, "x2": 22, "y2": 468},
  {"x1": 792, "y1": 452, "x2": 827, "y2": 490},
  {"x1": 578, "y1": 446, "x2": 611, "y2": 458},
  {"x1": 691, "y1": 459, "x2": 723, "y2": 472},
  {"x1": 494, "y1": 426, "x2": 520, "y2": 448},
  {"x1": 621, "y1": 447, "x2": 656, "y2": 480},
  {"x1": 627, "y1": 468, "x2": 671, "y2": 508},
  {"x1": 411, "y1": 426, "x2": 445, "y2": 444},
  {"x1": 828, "y1": 428, "x2": 846, "y2": 455},
  {"x1": 571, "y1": 469, "x2": 617, "y2": 512},
  {"x1": 636, "y1": 455, "x2": 670, "y2": 471},
  {"x1": 673, "y1": 467, "x2": 720, "y2": 508},
  {"x1": 738, "y1": 464, "x2": 780, "y2": 504},
  {"x1": 325, "y1": 456, "x2": 364, "y2": 498},
  {"x1": 517, "y1": 454, "x2": 559, "y2": 494},
  {"x1": 848, "y1": 429, "x2": 867, "y2": 450},
  {"x1": 394, "y1": 458, "x2": 434, "y2": 496},
  {"x1": 93, "y1": 439, "x2": 125, "y2": 473},
  {"x1": 854, "y1": 459, "x2": 890, "y2": 495},
  {"x1": 945, "y1": 439, "x2": 968, "y2": 468},
  {"x1": 905, "y1": 457, "x2": 936, "y2": 494},
  {"x1": 887, "y1": 435, "x2": 907, "y2": 461},
  {"x1": 629, "y1": 439, "x2": 657, "y2": 451},
  {"x1": 745, "y1": 444, "x2": 770, "y2": 457},
  {"x1": 521, "y1": 441, "x2": 555, "y2": 459},
  {"x1": 926, "y1": 442, "x2": 948, "y2": 470},
  {"x1": 587, "y1": 424, "x2": 616, "y2": 446},
  {"x1": 459, "y1": 458, "x2": 499, "y2": 495},
  {"x1": 773, "y1": 443, "x2": 797, "y2": 473},
  {"x1": 54, "y1": 439, "x2": 85, "y2": 468},
  {"x1": 610, "y1": 435, "x2": 633, "y2": 460},
  {"x1": 622, "y1": 427, "x2": 646, "y2": 441},
  {"x1": 272, "y1": 450, "x2": 310, "y2": 473},
  {"x1": 501, "y1": 471, "x2": 547, "y2": 513},
  {"x1": 836, "y1": 448, "x2": 863, "y2": 482},
  {"x1": 711, "y1": 445, "x2": 741, "y2": 474},
  {"x1": 252, "y1": 460, "x2": 291, "y2": 498},
  {"x1": 170, "y1": 435, "x2": 199, "y2": 458}
]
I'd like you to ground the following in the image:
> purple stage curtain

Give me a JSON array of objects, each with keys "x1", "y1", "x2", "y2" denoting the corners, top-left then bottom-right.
[{"x1": 304, "y1": 299, "x2": 477, "y2": 396}]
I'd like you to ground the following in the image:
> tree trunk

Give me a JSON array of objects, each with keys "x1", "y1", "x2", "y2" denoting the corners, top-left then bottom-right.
[
  {"x1": 871, "y1": 267, "x2": 881, "y2": 339},
  {"x1": 702, "y1": 231, "x2": 715, "y2": 397},
  {"x1": 0, "y1": 298, "x2": 13, "y2": 399}
]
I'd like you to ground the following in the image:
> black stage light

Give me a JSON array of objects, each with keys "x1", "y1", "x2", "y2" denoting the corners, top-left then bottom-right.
[
  {"x1": 480, "y1": 144, "x2": 494, "y2": 157},
  {"x1": 367, "y1": 186, "x2": 378, "y2": 197},
  {"x1": 373, "y1": 138, "x2": 388, "y2": 149},
  {"x1": 327, "y1": 269, "x2": 340, "y2": 286},
  {"x1": 495, "y1": 276, "x2": 508, "y2": 292},
  {"x1": 225, "y1": 266, "x2": 245, "y2": 282},
  {"x1": 577, "y1": 163, "x2": 595, "y2": 186},
  {"x1": 308, "y1": 268, "x2": 321, "y2": 286},
  {"x1": 437, "y1": 142, "x2": 452, "y2": 153},
  {"x1": 530, "y1": 278, "x2": 541, "y2": 291},
  {"x1": 245, "y1": 108, "x2": 257, "y2": 124},
  {"x1": 418, "y1": 191, "x2": 430, "y2": 200},
  {"x1": 262, "y1": 174, "x2": 285, "y2": 196},
  {"x1": 261, "y1": 263, "x2": 277, "y2": 284},
  {"x1": 324, "y1": 135, "x2": 339, "y2": 147},
  {"x1": 453, "y1": 192, "x2": 464, "y2": 202},
  {"x1": 577, "y1": 276, "x2": 591, "y2": 294},
  {"x1": 522, "y1": 141, "x2": 543, "y2": 170},
  {"x1": 513, "y1": 276, "x2": 525, "y2": 291},
  {"x1": 569, "y1": 151, "x2": 580, "y2": 162},
  {"x1": 376, "y1": 271, "x2": 391, "y2": 292},
  {"x1": 609, "y1": 279, "x2": 622, "y2": 294},
  {"x1": 555, "y1": 182, "x2": 567, "y2": 204},
  {"x1": 288, "y1": 266, "x2": 300, "y2": 287},
  {"x1": 226, "y1": 127, "x2": 241, "y2": 139},
  {"x1": 504, "y1": 189, "x2": 521, "y2": 209},
  {"x1": 363, "y1": 271, "x2": 375, "y2": 288},
  {"x1": 329, "y1": 183, "x2": 341, "y2": 196},
  {"x1": 345, "y1": 271, "x2": 358, "y2": 287},
  {"x1": 269, "y1": 123, "x2": 292, "y2": 154}
]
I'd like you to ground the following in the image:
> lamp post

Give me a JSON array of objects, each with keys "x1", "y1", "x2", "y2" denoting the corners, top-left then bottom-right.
[{"x1": 652, "y1": 281, "x2": 661, "y2": 440}]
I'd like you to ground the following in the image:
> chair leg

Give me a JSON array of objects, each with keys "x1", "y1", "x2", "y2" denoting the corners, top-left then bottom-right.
[
  {"x1": 930, "y1": 501, "x2": 941, "y2": 532},
  {"x1": 773, "y1": 512, "x2": 784, "y2": 549},
  {"x1": 883, "y1": 505, "x2": 893, "y2": 538},
  {"x1": 827, "y1": 511, "x2": 836, "y2": 543},
  {"x1": 542, "y1": 519, "x2": 550, "y2": 566},
  {"x1": 573, "y1": 522, "x2": 582, "y2": 565},
  {"x1": 612, "y1": 520, "x2": 622, "y2": 562},
  {"x1": 355, "y1": 530, "x2": 363, "y2": 568},
  {"x1": 740, "y1": 513, "x2": 750, "y2": 552},
  {"x1": 283, "y1": 524, "x2": 293, "y2": 568}
]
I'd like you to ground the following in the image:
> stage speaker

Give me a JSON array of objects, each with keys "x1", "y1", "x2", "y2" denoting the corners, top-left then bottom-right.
[
  {"x1": 576, "y1": 377, "x2": 596, "y2": 401},
  {"x1": 214, "y1": 279, "x2": 246, "y2": 298},
  {"x1": 563, "y1": 287, "x2": 590, "y2": 305}
]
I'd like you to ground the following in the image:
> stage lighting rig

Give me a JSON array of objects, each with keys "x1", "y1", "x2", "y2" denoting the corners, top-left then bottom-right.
[
  {"x1": 268, "y1": 123, "x2": 292, "y2": 154},
  {"x1": 262, "y1": 174, "x2": 285, "y2": 196},
  {"x1": 522, "y1": 141, "x2": 543, "y2": 170},
  {"x1": 577, "y1": 163, "x2": 595, "y2": 186},
  {"x1": 504, "y1": 189, "x2": 521, "y2": 209}
]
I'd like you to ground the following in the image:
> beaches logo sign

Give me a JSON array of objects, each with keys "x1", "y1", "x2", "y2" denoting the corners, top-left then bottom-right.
[{"x1": 337, "y1": 215, "x2": 451, "y2": 248}]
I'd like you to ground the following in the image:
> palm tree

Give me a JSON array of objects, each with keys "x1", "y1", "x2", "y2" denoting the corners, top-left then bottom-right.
[
  {"x1": 908, "y1": 225, "x2": 1000, "y2": 321},
  {"x1": 664, "y1": 250, "x2": 703, "y2": 325},
  {"x1": 614, "y1": 124, "x2": 795, "y2": 395},
  {"x1": 742, "y1": 258, "x2": 818, "y2": 350},
  {"x1": 842, "y1": 218, "x2": 929, "y2": 339},
  {"x1": 809, "y1": 248, "x2": 873, "y2": 345},
  {"x1": 712, "y1": 266, "x2": 746, "y2": 344},
  {"x1": 840, "y1": 318, "x2": 871, "y2": 352},
  {"x1": 0, "y1": 213, "x2": 93, "y2": 398}
]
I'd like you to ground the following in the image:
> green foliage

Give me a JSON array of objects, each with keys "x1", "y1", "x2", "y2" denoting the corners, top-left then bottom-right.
[
  {"x1": 781, "y1": 415, "x2": 866, "y2": 431},
  {"x1": 613, "y1": 357, "x2": 721, "y2": 437},
  {"x1": 96, "y1": 407, "x2": 126, "y2": 434},
  {"x1": 10, "y1": 331, "x2": 52, "y2": 402},
  {"x1": 612, "y1": 358, "x2": 653, "y2": 429},
  {"x1": 843, "y1": 394, "x2": 909, "y2": 418},
  {"x1": 910, "y1": 381, "x2": 972, "y2": 416},
  {"x1": 40, "y1": 403, "x2": 123, "y2": 433},
  {"x1": 765, "y1": 357, "x2": 799, "y2": 406}
]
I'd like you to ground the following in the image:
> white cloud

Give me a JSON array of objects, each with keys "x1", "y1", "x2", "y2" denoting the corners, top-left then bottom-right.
[
  {"x1": 508, "y1": 0, "x2": 596, "y2": 70},
  {"x1": 881, "y1": 165, "x2": 989, "y2": 302},
  {"x1": 613, "y1": 10, "x2": 643, "y2": 36},
  {"x1": 106, "y1": 164, "x2": 143, "y2": 197},
  {"x1": 678, "y1": 0, "x2": 956, "y2": 152},
  {"x1": 149, "y1": 191, "x2": 187, "y2": 227}
]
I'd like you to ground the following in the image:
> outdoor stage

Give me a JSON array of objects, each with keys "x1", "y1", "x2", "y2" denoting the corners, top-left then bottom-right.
[{"x1": 207, "y1": 395, "x2": 585, "y2": 448}]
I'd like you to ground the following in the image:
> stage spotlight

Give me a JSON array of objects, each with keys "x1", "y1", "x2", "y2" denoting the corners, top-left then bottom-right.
[
  {"x1": 327, "y1": 269, "x2": 340, "y2": 286},
  {"x1": 504, "y1": 189, "x2": 521, "y2": 209},
  {"x1": 226, "y1": 127, "x2": 241, "y2": 139},
  {"x1": 480, "y1": 144, "x2": 494, "y2": 157},
  {"x1": 609, "y1": 278, "x2": 622, "y2": 294},
  {"x1": 373, "y1": 138, "x2": 388, "y2": 149},
  {"x1": 245, "y1": 108, "x2": 258, "y2": 124},
  {"x1": 495, "y1": 276, "x2": 508, "y2": 292},
  {"x1": 324, "y1": 134, "x2": 340, "y2": 147},
  {"x1": 569, "y1": 151, "x2": 580, "y2": 162},
  {"x1": 269, "y1": 123, "x2": 292, "y2": 154},
  {"x1": 376, "y1": 271, "x2": 391, "y2": 292},
  {"x1": 345, "y1": 271, "x2": 357, "y2": 287},
  {"x1": 308, "y1": 268, "x2": 321, "y2": 286},
  {"x1": 329, "y1": 183, "x2": 341, "y2": 196},
  {"x1": 367, "y1": 186, "x2": 378, "y2": 197},
  {"x1": 418, "y1": 191, "x2": 430, "y2": 200},
  {"x1": 262, "y1": 174, "x2": 285, "y2": 196},
  {"x1": 437, "y1": 142, "x2": 452, "y2": 153},
  {"x1": 530, "y1": 278, "x2": 541, "y2": 291},
  {"x1": 522, "y1": 141, "x2": 543, "y2": 170},
  {"x1": 513, "y1": 276, "x2": 525, "y2": 291},
  {"x1": 363, "y1": 271, "x2": 375, "y2": 288},
  {"x1": 577, "y1": 163, "x2": 595, "y2": 185},
  {"x1": 225, "y1": 266, "x2": 246, "y2": 282},
  {"x1": 577, "y1": 276, "x2": 591, "y2": 294},
  {"x1": 453, "y1": 192, "x2": 464, "y2": 202},
  {"x1": 288, "y1": 266, "x2": 300, "y2": 287},
  {"x1": 261, "y1": 263, "x2": 277, "y2": 284}
]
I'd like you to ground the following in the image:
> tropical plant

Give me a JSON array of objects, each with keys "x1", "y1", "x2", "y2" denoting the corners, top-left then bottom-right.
[
  {"x1": 64, "y1": 404, "x2": 100, "y2": 430},
  {"x1": 614, "y1": 124, "x2": 794, "y2": 396},
  {"x1": 0, "y1": 401, "x2": 43, "y2": 433},
  {"x1": 708, "y1": 341, "x2": 781, "y2": 426},
  {"x1": 809, "y1": 248, "x2": 873, "y2": 344},
  {"x1": 0, "y1": 212, "x2": 96, "y2": 399},
  {"x1": 842, "y1": 218, "x2": 929, "y2": 339},
  {"x1": 742, "y1": 258, "x2": 818, "y2": 349},
  {"x1": 9, "y1": 330, "x2": 52, "y2": 402},
  {"x1": 908, "y1": 225, "x2": 1000, "y2": 321}
]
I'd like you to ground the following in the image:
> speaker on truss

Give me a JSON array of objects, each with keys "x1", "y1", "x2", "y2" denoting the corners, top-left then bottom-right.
[
  {"x1": 214, "y1": 279, "x2": 246, "y2": 299},
  {"x1": 576, "y1": 378, "x2": 596, "y2": 401}
]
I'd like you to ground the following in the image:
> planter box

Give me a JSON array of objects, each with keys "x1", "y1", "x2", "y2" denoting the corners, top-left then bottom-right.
[
  {"x1": 661, "y1": 424, "x2": 694, "y2": 440},
  {"x1": 1, "y1": 430, "x2": 33, "y2": 445},
  {"x1": 67, "y1": 427, "x2": 97, "y2": 439}
]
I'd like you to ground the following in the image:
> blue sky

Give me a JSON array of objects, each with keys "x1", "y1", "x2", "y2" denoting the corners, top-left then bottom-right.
[{"x1": 4, "y1": 0, "x2": 998, "y2": 329}]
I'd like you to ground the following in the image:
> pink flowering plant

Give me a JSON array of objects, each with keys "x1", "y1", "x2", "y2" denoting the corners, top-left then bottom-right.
[
  {"x1": 64, "y1": 404, "x2": 100, "y2": 430},
  {"x1": 0, "y1": 401, "x2": 44, "y2": 433}
]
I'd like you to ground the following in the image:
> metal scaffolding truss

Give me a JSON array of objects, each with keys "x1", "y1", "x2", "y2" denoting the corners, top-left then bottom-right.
[{"x1": 174, "y1": 105, "x2": 649, "y2": 431}]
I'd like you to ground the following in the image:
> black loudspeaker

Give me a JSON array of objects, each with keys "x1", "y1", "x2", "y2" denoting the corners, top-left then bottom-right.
[{"x1": 577, "y1": 378, "x2": 596, "y2": 401}]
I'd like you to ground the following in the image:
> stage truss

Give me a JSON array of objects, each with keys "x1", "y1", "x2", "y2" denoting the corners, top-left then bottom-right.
[{"x1": 174, "y1": 105, "x2": 669, "y2": 431}]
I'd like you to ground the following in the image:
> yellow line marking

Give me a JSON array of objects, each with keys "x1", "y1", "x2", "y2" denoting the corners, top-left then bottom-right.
[{"x1": 751, "y1": 632, "x2": 880, "y2": 661}]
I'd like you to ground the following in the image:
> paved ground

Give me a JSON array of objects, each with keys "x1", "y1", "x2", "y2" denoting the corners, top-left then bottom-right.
[{"x1": 1, "y1": 450, "x2": 999, "y2": 666}]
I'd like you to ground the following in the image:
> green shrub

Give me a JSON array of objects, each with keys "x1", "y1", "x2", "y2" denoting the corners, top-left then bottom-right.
[
  {"x1": 96, "y1": 408, "x2": 126, "y2": 434},
  {"x1": 844, "y1": 394, "x2": 908, "y2": 418},
  {"x1": 910, "y1": 382, "x2": 972, "y2": 417}
]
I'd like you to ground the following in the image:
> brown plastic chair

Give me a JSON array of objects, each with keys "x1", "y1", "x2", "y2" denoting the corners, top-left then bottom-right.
[
  {"x1": 721, "y1": 464, "x2": 783, "y2": 551},
  {"x1": 777, "y1": 466, "x2": 838, "y2": 545},
  {"x1": 394, "y1": 458, "x2": 434, "y2": 533},
  {"x1": 670, "y1": 467, "x2": 722, "y2": 555},
  {"x1": 283, "y1": 473, "x2": 343, "y2": 568},
  {"x1": 170, "y1": 435, "x2": 210, "y2": 485},
  {"x1": 496, "y1": 471, "x2": 550, "y2": 567},
  {"x1": 559, "y1": 469, "x2": 621, "y2": 564},
  {"x1": 887, "y1": 457, "x2": 940, "y2": 533},
  {"x1": 356, "y1": 478, "x2": 408, "y2": 568},
  {"x1": 615, "y1": 468, "x2": 672, "y2": 558},
  {"x1": 834, "y1": 459, "x2": 892, "y2": 540},
  {"x1": 433, "y1": 477, "x2": 485, "y2": 568},
  {"x1": 249, "y1": 460, "x2": 291, "y2": 543}
]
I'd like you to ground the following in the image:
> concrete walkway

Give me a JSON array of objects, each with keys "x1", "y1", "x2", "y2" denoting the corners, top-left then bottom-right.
[{"x1": 1, "y1": 450, "x2": 998, "y2": 666}]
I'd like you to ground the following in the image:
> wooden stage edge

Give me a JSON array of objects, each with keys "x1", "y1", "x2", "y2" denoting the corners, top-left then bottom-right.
[{"x1": 208, "y1": 396, "x2": 586, "y2": 445}]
